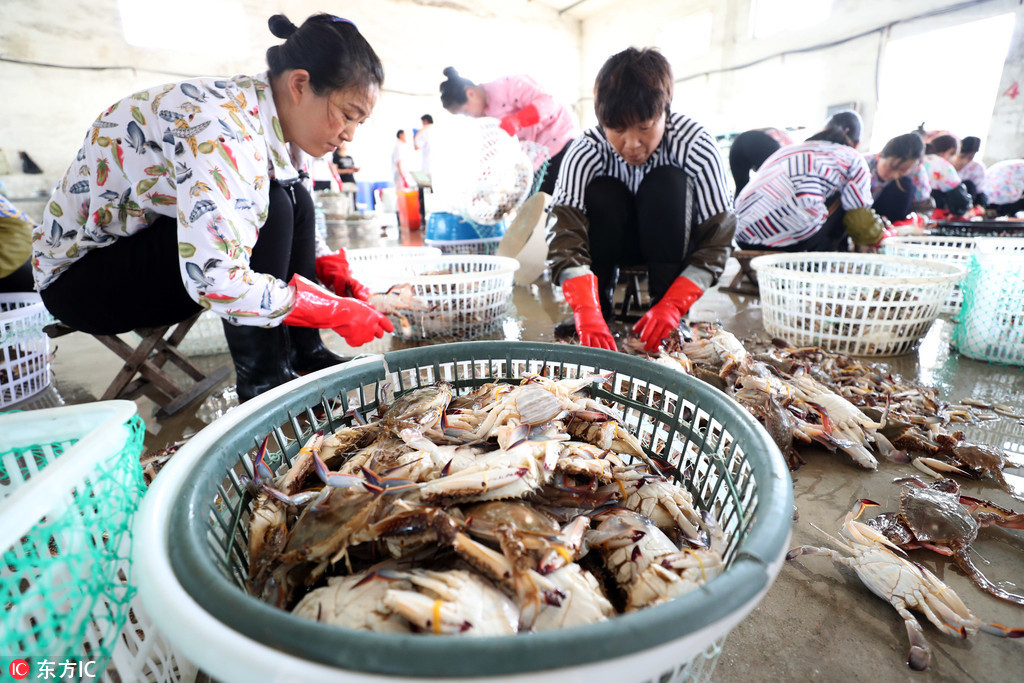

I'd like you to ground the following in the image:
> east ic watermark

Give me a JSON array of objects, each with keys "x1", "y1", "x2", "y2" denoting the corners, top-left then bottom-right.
[{"x1": 5, "y1": 659, "x2": 99, "y2": 680}]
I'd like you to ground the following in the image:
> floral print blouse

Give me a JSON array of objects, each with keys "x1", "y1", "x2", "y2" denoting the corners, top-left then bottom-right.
[
  {"x1": 34, "y1": 71, "x2": 301, "y2": 326},
  {"x1": 981, "y1": 159, "x2": 1024, "y2": 206},
  {"x1": 957, "y1": 160, "x2": 986, "y2": 189},
  {"x1": 918, "y1": 155, "x2": 962, "y2": 192}
]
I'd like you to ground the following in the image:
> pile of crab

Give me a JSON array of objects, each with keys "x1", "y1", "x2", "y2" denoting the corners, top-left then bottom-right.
[
  {"x1": 632, "y1": 324, "x2": 1021, "y2": 495},
  {"x1": 245, "y1": 373, "x2": 724, "y2": 636},
  {"x1": 624, "y1": 322, "x2": 1024, "y2": 670}
]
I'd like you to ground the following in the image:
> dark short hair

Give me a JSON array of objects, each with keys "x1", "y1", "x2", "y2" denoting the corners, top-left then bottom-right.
[
  {"x1": 266, "y1": 14, "x2": 383, "y2": 96},
  {"x1": 396, "y1": 129, "x2": 405, "y2": 138},
  {"x1": 807, "y1": 110, "x2": 862, "y2": 147},
  {"x1": 594, "y1": 48, "x2": 674, "y2": 130},
  {"x1": 960, "y1": 136, "x2": 981, "y2": 154},
  {"x1": 880, "y1": 132, "x2": 924, "y2": 163},
  {"x1": 440, "y1": 67, "x2": 475, "y2": 111},
  {"x1": 421, "y1": 114, "x2": 434, "y2": 124},
  {"x1": 926, "y1": 134, "x2": 959, "y2": 156}
]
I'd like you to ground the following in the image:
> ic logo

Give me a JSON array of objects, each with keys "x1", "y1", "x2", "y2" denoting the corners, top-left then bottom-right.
[{"x1": 8, "y1": 659, "x2": 30, "y2": 679}]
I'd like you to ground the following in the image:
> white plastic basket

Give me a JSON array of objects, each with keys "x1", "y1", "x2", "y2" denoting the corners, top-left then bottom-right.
[
  {"x1": 370, "y1": 255, "x2": 519, "y2": 340},
  {"x1": 176, "y1": 310, "x2": 229, "y2": 356},
  {"x1": 751, "y1": 252, "x2": 965, "y2": 356},
  {"x1": 953, "y1": 251, "x2": 1024, "y2": 367},
  {"x1": 0, "y1": 293, "x2": 52, "y2": 408},
  {"x1": 0, "y1": 402, "x2": 196, "y2": 683},
  {"x1": 346, "y1": 246, "x2": 443, "y2": 284},
  {"x1": 424, "y1": 237, "x2": 503, "y2": 255},
  {"x1": 881, "y1": 236, "x2": 1024, "y2": 316}
]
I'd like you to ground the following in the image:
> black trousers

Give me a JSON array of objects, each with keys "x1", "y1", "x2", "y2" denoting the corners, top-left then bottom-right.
[
  {"x1": 0, "y1": 260, "x2": 34, "y2": 294},
  {"x1": 584, "y1": 166, "x2": 692, "y2": 312},
  {"x1": 40, "y1": 181, "x2": 317, "y2": 335},
  {"x1": 873, "y1": 179, "x2": 913, "y2": 222},
  {"x1": 989, "y1": 197, "x2": 1024, "y2": 217}
]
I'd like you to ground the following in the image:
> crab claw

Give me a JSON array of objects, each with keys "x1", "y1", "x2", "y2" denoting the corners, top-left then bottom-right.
[
  {"x1": 264, "y1": 485, "x2": 328, "y2": 508},
  {"x1": 313, "y1": 451, "x2": 365, "y2": 489},
  {"x1": 253, "y1": 435, "x2": 274, "y2": 481},
  {"x1": 913, "y1": 457, "x2": 969, "y2": 479},
  {"x1": 853, "y1": 499, "x2": 880, "y2": 519},
  {"x1": 980, "y1": 622, "x2": 1024, "y2": 638},
  {"x1": 360, "y1": 466, "x2": 419, "y2": 494}
]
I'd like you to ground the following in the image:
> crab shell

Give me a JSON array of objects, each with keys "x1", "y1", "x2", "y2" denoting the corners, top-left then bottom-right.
[{"x1": 898, "y1": 486, "x2": 978, "y2": 545}]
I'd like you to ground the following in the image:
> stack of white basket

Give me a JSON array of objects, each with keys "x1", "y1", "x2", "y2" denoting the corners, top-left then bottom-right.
[{"x1": 0, "y1": 293, "x2": 52, "y2": 408}]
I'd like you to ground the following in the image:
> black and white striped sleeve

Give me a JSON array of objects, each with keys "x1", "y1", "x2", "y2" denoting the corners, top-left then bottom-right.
[
  {"x1": 549, "y1": 133, "x2": 604, "y2": 212},
  {"x1": 682, "y1": 126, "x2": 734, "y2": 223}
]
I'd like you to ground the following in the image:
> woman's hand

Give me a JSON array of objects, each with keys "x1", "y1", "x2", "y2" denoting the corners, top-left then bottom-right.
[
  {"x1": 316, "y1": 250, "x2": 370, "y2": 301},
  {"x1": 632, "y1": 277, "x2": 703, "y2": 352},
  {"x1": 561, "y1": 273, "x2": 616, "y2": 351},
  {"x1": 284, "y1": 275, "x2": 392, "y2": 346}
]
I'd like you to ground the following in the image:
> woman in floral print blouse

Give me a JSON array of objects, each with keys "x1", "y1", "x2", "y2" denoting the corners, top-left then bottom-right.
[{"x1": 33, "y1": 13, "x2": 393, "y2": 401}]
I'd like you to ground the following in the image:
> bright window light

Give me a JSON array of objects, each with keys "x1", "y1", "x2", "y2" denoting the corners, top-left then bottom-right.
[
  {"x1": 118, "y1": 0, "x2": 249, "y2": 56},
  {"x1": 752, "y1": 0, "x2": 831, "y2": 39},
  {"x1": 870, "y1": 13, "x2": 1015, "y2": 153},
  {"x1": 659, "y1": 11, "x2": 714, "y2": 64}
]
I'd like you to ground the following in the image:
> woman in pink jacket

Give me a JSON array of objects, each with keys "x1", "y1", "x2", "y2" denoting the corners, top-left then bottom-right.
[{"x1": 439, "y1": 67, "x2": 578, "y2": 195}]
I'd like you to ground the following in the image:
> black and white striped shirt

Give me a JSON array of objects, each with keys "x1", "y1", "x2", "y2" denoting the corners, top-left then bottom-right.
[{"x1": 550, "y1": 111, "x2": 733, "y2": 221}]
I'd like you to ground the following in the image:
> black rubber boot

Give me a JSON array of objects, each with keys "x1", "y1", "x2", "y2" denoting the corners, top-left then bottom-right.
[
  {"x1": 287, "y1": 326, "x2": 352, "y2": 374},
  {"x1": 221, "y1": 321, "x2": 299, "y2": 402}
]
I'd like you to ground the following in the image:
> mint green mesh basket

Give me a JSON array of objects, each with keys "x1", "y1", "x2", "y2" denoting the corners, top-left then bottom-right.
[
  {"x1": 953, "y1": 252, "x2": 1024, "y2": 367},
  {"x1": 0, "y1": 402, "x2": 145, "y2": 672}
]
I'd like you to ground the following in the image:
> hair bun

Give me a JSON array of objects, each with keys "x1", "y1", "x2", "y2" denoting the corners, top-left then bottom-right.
[
  {"x1": 268, "y1": 14, "x2": 298, "y2": 39},
  {"x1": 443, "y1": 66, "x2": 459, "y2": 79}
]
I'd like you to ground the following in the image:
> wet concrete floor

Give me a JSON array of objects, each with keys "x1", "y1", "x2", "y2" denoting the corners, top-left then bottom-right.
[{"x1": 15, "y1": 215, "x2": 1024, "y2": 682}]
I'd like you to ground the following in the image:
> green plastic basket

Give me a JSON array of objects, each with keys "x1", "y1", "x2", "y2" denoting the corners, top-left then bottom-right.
[
  {"x1": 0, "y1": 403, "x2": 144, "y2": 669},
  {"x1": 953, "y1": 252, "x2": 1024, "y2": 366},
  {"x1": 134, "y1": 342, "x2": 793, "y2": 682}
]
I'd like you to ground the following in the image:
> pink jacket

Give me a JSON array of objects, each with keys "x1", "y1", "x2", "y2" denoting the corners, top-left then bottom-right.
[{"x1": 483, "y1": 75, "x2": 577, "y2": 160}]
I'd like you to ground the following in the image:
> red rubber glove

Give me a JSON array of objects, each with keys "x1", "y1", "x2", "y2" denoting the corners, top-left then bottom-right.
[
  {"x1": 633, "y1": 276, "x2": 703, "y2": 352},
  {"x1": 562, "y1": 273, "x2": 616, "y2": 351},
  {"x1": 284, "y1": 275, "x2": 393, "y2": 347},
  {"x1": 499, "y1": 104, "x2": 540, "y2": 137},
  {"x1": 316, "y1": 249, "x2": 370, "y2": 301}
]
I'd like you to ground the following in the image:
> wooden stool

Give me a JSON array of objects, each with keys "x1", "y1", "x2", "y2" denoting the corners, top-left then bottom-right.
[
  {"x1": 44, "y1": 312, "x2": 230, "y2": 418},
  {"x1": 720, "y1": 250, "x2": 775, "y2": 297}
]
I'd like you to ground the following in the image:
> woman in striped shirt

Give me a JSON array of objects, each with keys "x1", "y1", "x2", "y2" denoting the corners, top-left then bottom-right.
[
  {"x1": 546, "y1": 48, "x2": 735, "y2": 352},
  {"x1": 735, "y1": 111, "x2": 882, "y2": 251}
]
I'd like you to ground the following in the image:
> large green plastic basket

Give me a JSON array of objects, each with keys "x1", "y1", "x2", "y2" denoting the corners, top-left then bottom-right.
[{"x1": 133, "y1": 342, "x2": 792, "y2": 682}]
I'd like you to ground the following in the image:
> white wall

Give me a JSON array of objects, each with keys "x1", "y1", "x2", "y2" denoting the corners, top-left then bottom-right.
[
  {"x1": 3, "y1": 0, "x2": 1023, "y2": 219},
  {"x1": 576, "y1": 0, "x2": 1024, "y2": 163},
  {"x1": 0, "y1": 0, "x2": 580, "y2": 213}
]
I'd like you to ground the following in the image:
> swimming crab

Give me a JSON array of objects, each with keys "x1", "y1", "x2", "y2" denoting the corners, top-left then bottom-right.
[
  {"x1": 913, "y1": 432, "x2": 1016, "y2": 496},
  {"x1": 867, "y1": 477, "x2": 1024, "y2": 606},
  {"x1": 787, "y1": 500, "x2": 1023, "y2": 671}
]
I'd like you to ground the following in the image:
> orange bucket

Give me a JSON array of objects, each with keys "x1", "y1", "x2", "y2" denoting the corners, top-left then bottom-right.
[{"x1": 396, "y1": 189, "x2": 421, "y2": 230}]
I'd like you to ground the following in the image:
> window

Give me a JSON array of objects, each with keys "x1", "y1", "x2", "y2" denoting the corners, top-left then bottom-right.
[
  {"x1": 118, "y1": 0, "x2": 249, "y2": 56},
  {"x1": 751, "y1": 0, "x2": 831, "y2": 39},
  {"x1": 870, "y1": 13, "x2": 1015, "y2": 152}
]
